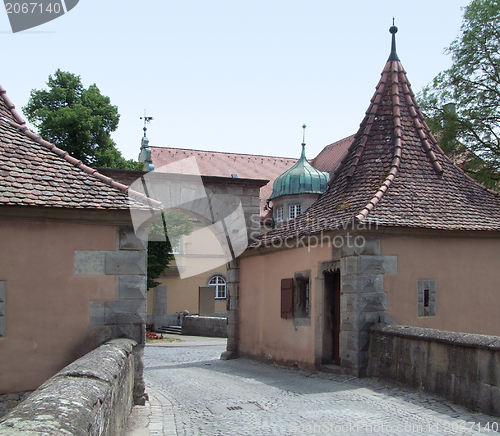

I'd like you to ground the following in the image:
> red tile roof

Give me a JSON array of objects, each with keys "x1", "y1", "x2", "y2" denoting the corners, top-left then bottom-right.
[
  {"x1": 0, "y1": 84, "x2": 157, "y2": 210},
  {"x1": 310, "y1": 135, "x2": 354, "y2": 173},
  {"x1": 151, "y1": 147, "x2": 298, "y2": 219},
  {"x1": 150, "y1": 142, "x2": 352, "y2": 220},
  {"x1": 253, "y1": 32, "x2": 500, "y2": 247}
]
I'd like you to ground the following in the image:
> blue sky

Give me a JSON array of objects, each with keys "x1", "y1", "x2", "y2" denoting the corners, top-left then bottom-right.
[{"x1": 0, "y1": 1, "x2": 469, "y2": 161}]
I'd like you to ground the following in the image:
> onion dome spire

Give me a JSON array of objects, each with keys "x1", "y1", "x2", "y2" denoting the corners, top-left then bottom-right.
[{"x1": 268, "y1": 125, "x2": 328, "y2": 201}]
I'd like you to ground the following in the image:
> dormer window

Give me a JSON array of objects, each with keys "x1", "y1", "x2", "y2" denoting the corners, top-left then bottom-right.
[{"x1": 289, "y1": 204, "x2": 301, "y2": 220}]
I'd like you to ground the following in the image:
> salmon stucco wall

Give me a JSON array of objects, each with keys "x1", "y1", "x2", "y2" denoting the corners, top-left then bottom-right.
[
  {"x1": 239, "y1": 244, "x2": 331, "y2": 368},
  {"x1": 0, "y1": 220, "x2": 118, "y2": 394},
  {"x1": 382, "y1": 235, "x2": 500, "y2": 336}
]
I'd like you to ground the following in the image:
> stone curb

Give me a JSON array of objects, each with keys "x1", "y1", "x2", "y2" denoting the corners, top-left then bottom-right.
[{"x1": 147, "y1": 386, "x2": 178, "y2": 436}]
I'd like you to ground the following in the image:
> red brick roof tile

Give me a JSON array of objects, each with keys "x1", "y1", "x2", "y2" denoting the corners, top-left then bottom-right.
[
  {"x1": 310, "y1": 135, "x2": 354, "y2": 174},
  {"x1": 0, "y1": 84, "x2": 157, "y2": 211},
  {"x1": 150, "y1": 143, "x2": 351, "y2": 220}
]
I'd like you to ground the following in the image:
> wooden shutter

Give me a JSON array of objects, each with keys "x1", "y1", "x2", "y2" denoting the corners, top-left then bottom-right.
[{"x1": 281, "y1": 278, "x2": 294, "y2": 319}]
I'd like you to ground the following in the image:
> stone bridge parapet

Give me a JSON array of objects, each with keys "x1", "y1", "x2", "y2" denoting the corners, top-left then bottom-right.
[{"x1": 0, "y1": 339, "x2": 140, "y2": 435}]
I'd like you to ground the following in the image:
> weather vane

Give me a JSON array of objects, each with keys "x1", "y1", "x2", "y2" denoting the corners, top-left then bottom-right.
[{"x1": 140, "y1": 109, "x2": 153, "y2": 137}]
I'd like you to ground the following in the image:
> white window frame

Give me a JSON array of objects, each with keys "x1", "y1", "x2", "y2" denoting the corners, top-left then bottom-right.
[
  {"x1": 276, "y1": 206, "x2": 284, "y2": 223},
  {"x1": 289, "y1": 204, "x2": 301, "y2": 220},
  {"x1": 208, "y1": 275, "x2": 227, "y2": 300}
]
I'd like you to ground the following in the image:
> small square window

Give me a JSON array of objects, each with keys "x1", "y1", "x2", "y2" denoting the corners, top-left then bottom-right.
[
  {"x1": 418, "y1": 280, "x2": 436, "y2": 317},
  {"x1": 295, "y1": 277, "x2": 310, "y2": 318}
]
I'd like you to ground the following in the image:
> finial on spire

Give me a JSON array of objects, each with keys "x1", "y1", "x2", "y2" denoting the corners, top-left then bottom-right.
[
  {"x1": 140, "y1": 109, "x2": 153, "y2": 137},
  {"x1": 388, "y1": 19, "x2": 400, "y2": 62},
  {"x1": 302, "y1": 124, "x2": 306, "y2": 146}
]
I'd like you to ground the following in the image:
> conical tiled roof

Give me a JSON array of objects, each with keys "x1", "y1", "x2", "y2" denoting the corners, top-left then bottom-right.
[
  {"x1": 254, "y1": 26, "x2": 500, "y2": 247},
  {"x1": 0, "y1": 84, "x2": 158, "y2": 210},
  {"x1": 268, "y1": 143, "x2": 328, "y2": 201}
]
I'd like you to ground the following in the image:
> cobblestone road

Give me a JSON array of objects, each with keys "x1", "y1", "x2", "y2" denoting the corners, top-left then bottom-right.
[{"x1": 140, "y1": 337, "x2": 499, "y2": 436}]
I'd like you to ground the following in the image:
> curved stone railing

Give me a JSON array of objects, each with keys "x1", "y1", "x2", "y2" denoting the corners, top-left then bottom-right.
[
  {"x1": 368, "y1": 324, "x2": 500, "y2": 417},
  {"x1": 0, "y1": 338, "x2": 142, "y2": 435}
]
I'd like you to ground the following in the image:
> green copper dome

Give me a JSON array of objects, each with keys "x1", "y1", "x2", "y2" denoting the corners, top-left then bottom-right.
[{"x1": 268, "y1": 143, "x2": 329, "y2": 201}]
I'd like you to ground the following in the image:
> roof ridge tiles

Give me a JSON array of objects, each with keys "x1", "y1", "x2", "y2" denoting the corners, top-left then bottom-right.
[
  {"x1": 343, "y1": 64, "x2": 391, "y2": 182},
  {"x1": 401, "y1": 72, "x2": 444, "y2": 176},
  {"x1": 0, "y1": 88, "x2": 161, "y2": 209},
  {"x1": 149, "y1": 145, "x2": 297, "y2": 161},
  {"x1": 356, "y1": 60, "x2": 402, "y2": 221},
  {"x1": 355, "y1": 60, "x2": 444, "y2": 222},
  {"x1": 0, "y1": 85, "x2": 26, "y2": 125},
  {"x1": 405, "y1": 96, "x2": 500, "y2": 198}
]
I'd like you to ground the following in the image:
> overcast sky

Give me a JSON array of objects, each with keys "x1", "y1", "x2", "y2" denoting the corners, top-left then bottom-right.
[{"x1": 0, "y1": 0, "x2": 469, "y2": 161}]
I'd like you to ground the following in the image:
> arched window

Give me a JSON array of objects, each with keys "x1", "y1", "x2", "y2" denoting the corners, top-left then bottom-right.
[{"x1": 208, "y1": 275, "x2": 227, "y2": 299}]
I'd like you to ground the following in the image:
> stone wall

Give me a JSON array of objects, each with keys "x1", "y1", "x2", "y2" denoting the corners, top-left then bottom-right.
[
  {"x1": 333, "y1": 235, "x2": 397, "y2": 376},
  {"x1": 0, "y1": 339, "x2": 140, "y2": 435},
  {"x1": 368, "y1": 324, "x2": 500, "y2": 416},
  {"x1": 74, "y1": 227, "x2": 147, "y2": 344},
  {"x1": 0, "y1": 392, "x2": 31, "y2": 419},
  {"x1": 182, "y1": 315, "x2": 228, "y2": 338}
]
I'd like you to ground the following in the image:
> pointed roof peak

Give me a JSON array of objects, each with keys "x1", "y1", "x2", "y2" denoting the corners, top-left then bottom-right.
[
  {"x1": 252, "y1": 25, "x2": 500, "y2": 247},
  {"x1": 388, "y1": 19, "x2": 400, "y2": 62}
]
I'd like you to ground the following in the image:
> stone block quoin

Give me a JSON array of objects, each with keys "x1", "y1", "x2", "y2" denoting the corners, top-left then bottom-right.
[
  {"x1": 74, "y1": 227, "x2": 147, "y2": 339},
  {"x1": 337, "y1": 237, "x2": 397, "y2": 376}
]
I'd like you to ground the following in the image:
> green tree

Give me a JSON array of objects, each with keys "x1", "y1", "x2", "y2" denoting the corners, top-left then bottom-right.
[
  {"x1": 23, "y1": 69, "x2": 142, "y2": 170},
  {"x1": 147, "y1": 211, "x2": 195, "y2": 290},
  {"x1": 418, "y1": 0, "x2": 500, "y2": 190}
]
